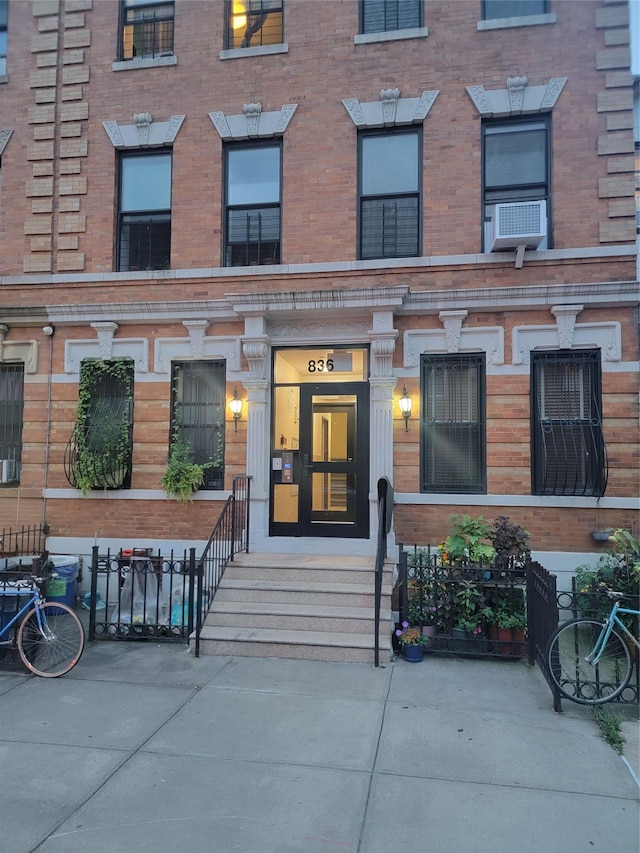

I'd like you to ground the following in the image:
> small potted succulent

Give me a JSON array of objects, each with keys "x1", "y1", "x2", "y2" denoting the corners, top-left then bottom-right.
[{"x1": 395, "y1": 622, "x2": 431, "y2": 662}]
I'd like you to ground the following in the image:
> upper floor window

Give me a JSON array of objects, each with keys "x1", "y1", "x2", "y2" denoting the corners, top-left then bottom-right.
[
  {"x1": 531, "y1": 350, "x2": 607, "y2": 498},
  {"x1": 118, "y1": 151, "x2": 171, "y2": 272},
  {"x1": 120, "y1": 0, "x2": 174, "y2": 61},
  {"x1": 169, "y1": 361, "x2": 226, "y2": 491},
  {"x1": 482, "y1": 0, "x2": 547, "y2": 19},
  {"x1": 359, "y1": 128, "x2": 421, "y2": 260},
  {"x1": 0, "y1": 363, "x2": 24, "y2": 485},
  {"x1": 360, "y1": 0, "x2": 422, "y2": 33},
  {"x1": 420, "y1": 354, "x2": 486, "y2": 494},
  {"x1": 225, "y1": 0, "x2": 283, "y2": 50},
  {"x1": 225, "y1": 142, "x2": 281, "y2": 266},
  {"x1": 483, "y1": 117, "x2": 550, "y2": 250},
  {"x1": 0, "y1": 0, "x2": 7, "y2": 76}
]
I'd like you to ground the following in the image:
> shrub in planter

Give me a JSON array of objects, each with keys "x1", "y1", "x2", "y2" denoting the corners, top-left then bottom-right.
[
  {"x1": 440, "y1": 514, "x2": 496, "y2": 566},
  {"x1": 490, "y1": 516, "x2": 530, "y2": 572},
  {"x1": 161, "y1": 438, "x2": 216, "y2": 502}
]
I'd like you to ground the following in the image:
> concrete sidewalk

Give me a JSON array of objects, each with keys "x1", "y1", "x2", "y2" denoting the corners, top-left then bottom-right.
[{"x1": 0, "y1": 640, "x2": 638, "y2": 853}]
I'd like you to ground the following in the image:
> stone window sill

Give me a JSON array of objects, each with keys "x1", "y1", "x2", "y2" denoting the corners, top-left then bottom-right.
[
  {"x1": 477, "y1": 13, "x2": 557, "y2": 31},
  {"x1": 354, "y1": 27, "x2": 429, "y2": 44},
  {"x1": 219, "y1": 44, "x2": 288, "y2": 60},
  {"x1": 112, "y1": 55, "x2": 177, "y2": 72}
]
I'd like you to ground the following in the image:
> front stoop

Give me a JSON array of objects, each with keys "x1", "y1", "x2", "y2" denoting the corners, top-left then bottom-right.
[{"x1": 197, "y1": 553, "x2": 394, "y2": 663}]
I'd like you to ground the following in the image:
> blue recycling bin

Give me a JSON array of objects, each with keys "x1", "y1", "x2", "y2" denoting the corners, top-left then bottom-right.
[{"x1": 45, "y1": 556, "x2": 79, "y2": 613}]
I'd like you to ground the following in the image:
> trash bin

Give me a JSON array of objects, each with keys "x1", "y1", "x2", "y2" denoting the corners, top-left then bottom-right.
[{"x1": 45, "y1": 556, "x2": 79, "y2": 613}]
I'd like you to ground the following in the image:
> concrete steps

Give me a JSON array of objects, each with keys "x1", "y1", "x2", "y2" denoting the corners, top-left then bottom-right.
[{"x1": 198, "y1": 552, "x2": 394, "y2": 663}]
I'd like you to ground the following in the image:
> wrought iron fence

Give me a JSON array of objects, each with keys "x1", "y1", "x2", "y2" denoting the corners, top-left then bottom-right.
[
  {"x1": 0, "y1": 556, "x2": 47, "y2": 666},
  {"x1": 397, "y1": 544, "x2": 528, "y2": 659},
  {"x1": 88, "y1": 547, "x2": 194, "y2": 642},
  {"x1": 0, "y1": 523, "x2": 48, "y2": 558},
  {"x1": 526, "y1": 560, "x2": 561, "y2": 711}
]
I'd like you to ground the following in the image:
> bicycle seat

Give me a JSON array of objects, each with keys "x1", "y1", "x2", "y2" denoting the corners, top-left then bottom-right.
[{"x1": 605, "y1": 590, "x2": 625, "y2": 601}]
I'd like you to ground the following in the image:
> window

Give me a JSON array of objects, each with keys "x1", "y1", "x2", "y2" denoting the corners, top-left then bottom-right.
[
  {"x1": 0, "y1": 0, "x2": 7, "y2": 76},
  {"x1": 118, "y1": 151, "x2": 171, "y2": 272},
  {"x1": 420, "y1": 354, "x2": 486, "y2": 494},
  {"x1": 359, "y1": 129, "x2": 420, "y2": 260},
  {"x1": 225, "y1": 142, "x2": 281, "y2": 267},
  {"x1": 120, "y1": 0, "x2": 174, "y2": 61},
  {"x1": 65, "y1": 359, "x2": 134, "y2": 492},
  {"x1": 360, "y1": 0, "x2": 422, "y2": 33},
  {"x1": 225, "y1": 0, "x2": 283, "y2": 50},
  {"x1": 0, "y1": 364, "x2": 24, "y2": 485},
  {"x1": 170, "y1": 362, "x2": 226, "y2": 490},
  {"x1": 531, "y1": 351, "x2": 607, "y2": 497},
  {"x1": 483, "y1": 117, "x2": 550, "y2": 249},
  {"x1": 482, "y1": 0, "x2": 547, "y2": 19}
]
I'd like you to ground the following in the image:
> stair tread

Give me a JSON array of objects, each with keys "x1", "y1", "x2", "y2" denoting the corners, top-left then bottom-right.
[
  {"x1": 232, "y1": 553, "x2": 380, "y2": 569},
  {"x1": 220, "y1": 579, "x2": 383, "y2": 594},
  {"x1": 199, "y1": 625, "x2": 392, "y2": 649},
  {"x1": 210, "y1": 601, "x2": 379, "y2": 619}
]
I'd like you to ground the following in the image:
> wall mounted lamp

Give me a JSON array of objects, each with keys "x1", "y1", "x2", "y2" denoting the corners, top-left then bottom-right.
[
  {"x1": 229, "y1": 386, "x2": 243, "y2": 432},
  {"x1": 398, "y1": 384, "x2": 413, "y2": 431}
]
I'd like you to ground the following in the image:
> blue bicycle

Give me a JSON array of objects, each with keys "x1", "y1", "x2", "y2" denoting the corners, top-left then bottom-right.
[
  {"x1": 0, "y1": 576, "x2": 84, "y2": 677},
  {"x1": 547, "y1": 589, "x2": 639, "y2": 705}
]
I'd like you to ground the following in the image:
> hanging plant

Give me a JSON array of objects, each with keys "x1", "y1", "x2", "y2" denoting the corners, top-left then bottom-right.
[
  {"x1": 72, "y1": 359, "x2": 134, "y2": 496},
  {"x1": 161, "y1": 436, "x2": 217, "y2": 502}
]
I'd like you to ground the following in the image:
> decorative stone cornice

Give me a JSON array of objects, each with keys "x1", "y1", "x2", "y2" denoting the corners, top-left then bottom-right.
[
  {"x1": 90, "y1": 322, "x2": 119, "y2": 359},
  {"x1": 209, "y1": 103, "x2": 298, "y2": 140},
  {"x1": 102, "y1": 114, "x2": 185, "y2": 148},
  {"x1": 439, "y1": 310, "x2": 468, "y2": 353},
  {"x1": 465, "y1": 76, "x2": 567, "y2": 117},
  {"x1": 183, "y1": 320, "x2": 210, "y2": 359},
  {"x1": 342, "y1": 89, "x2": 439, "y2": 128},
  {"x1": 551, "y1": 305, "x2": 583, "y2": 348}
]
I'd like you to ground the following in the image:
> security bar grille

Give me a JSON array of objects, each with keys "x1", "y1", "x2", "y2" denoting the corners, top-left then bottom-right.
[{"x1": 0, "y1": 363, "x2": 24, "y2": 485}]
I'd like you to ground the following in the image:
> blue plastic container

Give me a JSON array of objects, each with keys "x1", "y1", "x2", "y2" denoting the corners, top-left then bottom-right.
[{"x1": 45, "y1": 556, "x2": 79, "y2": 613}]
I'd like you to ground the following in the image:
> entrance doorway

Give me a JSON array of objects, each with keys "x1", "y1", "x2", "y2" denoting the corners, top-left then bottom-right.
[{"x1": 270, "y1": 348, "x2": 369, "y2": 539}]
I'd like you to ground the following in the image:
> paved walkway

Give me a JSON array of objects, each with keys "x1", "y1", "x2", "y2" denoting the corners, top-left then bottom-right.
[{"x1": 0, "y1": 640, "x2": 638, "y2": 853}]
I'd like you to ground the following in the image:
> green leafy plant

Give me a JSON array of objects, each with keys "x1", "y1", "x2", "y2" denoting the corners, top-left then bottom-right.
[
  {"x1": 441, "y1": 514, "x2": 496, "y2": 565},
  {"x1": 592, "y1": 706, "x2": 625, "y2": 754},
  {"x1": 161, "y1": 438, "x2": 215, "y2": 502},
  {"x1": 72, "y1": 359, "x2": 134, "y2": 496},
  {"x1": 395, "y1": 622, "x2": 431, "y2": 646},
  {"x1": 452, "y1": 580, "x2": 491, "y2": 633},
  {"x1": 487, "y1": 588, "x2": 526, "y2": 630}
]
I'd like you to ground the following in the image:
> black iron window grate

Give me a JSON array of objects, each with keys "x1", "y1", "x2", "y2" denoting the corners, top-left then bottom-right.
[
  {"x1": 421, "y1": 354, "x2": 486, "y2": 494},
  {"x1": 360, "y1": 196, "x2": 419, "y2": 259},
  {"x1": 119, "y1": 214, "x2": 171, "y2": 271},
  {"x1": 171, "y1": 361, "x2": 226, "y2": 490},
  {"x1": 0, "y1": 363, "x2": 24, "y2": 485},
  {"x1": 226, "y1": 206, "x2": 280, "y2": 266},
  {"x1": 121, "y1": 0, "x2": 174, "y2": 60},
  {"x1": 531, "y1": 350, "x2": 607, "y2": 497}
]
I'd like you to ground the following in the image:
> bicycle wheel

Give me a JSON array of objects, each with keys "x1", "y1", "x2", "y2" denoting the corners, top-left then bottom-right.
[
  {"x1": 547, "y1": 618, "x2": 632, "y2": 705},
  {"x1": 17, "y1": 602, "x2": 85, "y2": 677}
]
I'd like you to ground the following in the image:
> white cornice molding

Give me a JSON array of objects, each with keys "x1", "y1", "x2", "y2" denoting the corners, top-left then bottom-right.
[
  {"x1": 209, "y1": 103, "x2": 298, "y2": 140},
  {"x1": 512, "y1": 321, "x2": 622, "y2": 365},
  {"x1": 342, "y1": 89, "x2": 439, "y2": 128},
  {"x1": 154, "y1": 335, "x2": 241, "y2": 373},
  {"x1": 64, "y1": 338, "x2": 149, "y2": 374},
  {"x1": 404, "y1": 326, "x2": 505, "y2": 367},
  {"x1": 466, "y1": 75, "x2": 567, "y2": 117},
  {"x1": 102, "y1": 114, "x2": 185, "y2": 148}
]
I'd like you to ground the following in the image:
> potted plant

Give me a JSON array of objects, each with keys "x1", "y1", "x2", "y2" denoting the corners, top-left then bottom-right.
[
  {"x1": 395, "y1": 621, "x2": 431, "y2": 662},
  {"x1": 161, "y1": 438, "x2": 215, "y2": 502},
  {"x1": 440, "y1": 514, "x2": 496, "y2": 569},
  {"x1": 451, "y1": 580, "x2": 491, "y2": 651},
  {"x1": 486, "y1": 588, "x2": 526, "y2": 657},
  {"x1": 490, "y1": 516, "x2": 530, "y2": 577}
]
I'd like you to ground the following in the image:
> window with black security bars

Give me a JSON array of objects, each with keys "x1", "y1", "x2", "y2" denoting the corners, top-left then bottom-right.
[
  {"x1": 118, "y1": 151, "x2": 171, "y2": 272},
  {"x1": 360, "y1": 0, "x2": 422, "y2": 34},
  {"x1": 170, "y1": 362, "x2": 226, "y2": 490},
  {"x1": 420, "y1": 354, "x2": 486, "y2": 494},
  {"x1": 359, "y1": 128, "x2": 421, "y2": 260},
  {"x1": 225, "y1": 0, "x2": 283, "y2": 49},
  {"x1": 0, "y1": 364, "x2": 24, "y2": 485},
  {"x1": 0, "y1": 0, "x2": 7, "y2": 76},
  {"x1": 531, "y1": 350, "x2": 607, "y2": 497},
  {"x1": 120, "y1": 0, "x2": 174, "y2": 61}
]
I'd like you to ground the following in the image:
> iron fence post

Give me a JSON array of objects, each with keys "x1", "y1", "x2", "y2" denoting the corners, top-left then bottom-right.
[{"x1": 89, "y1": 545, "x2": 99, "y2": 641}]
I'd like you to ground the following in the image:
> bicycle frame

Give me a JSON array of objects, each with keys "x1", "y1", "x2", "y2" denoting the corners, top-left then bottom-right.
[
  {"x1": 0, "y1": 586, "x2": 46, "y2": 641},
  {"x1": 589, "y1": 600, "x2": 640, "y2": 665}
]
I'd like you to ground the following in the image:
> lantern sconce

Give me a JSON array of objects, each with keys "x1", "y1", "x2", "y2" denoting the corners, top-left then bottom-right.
[
  {"x1": 229, "y1": 386, "x2": 243, "y2": 432},
  {"x1": 398, "y1": 384, "x2": 413, "y2": 431}
]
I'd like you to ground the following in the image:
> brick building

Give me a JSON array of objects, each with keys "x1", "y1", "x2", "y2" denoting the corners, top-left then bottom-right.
[{"x1": 0, "y1": 0, "x2": 637, "y2": 586}]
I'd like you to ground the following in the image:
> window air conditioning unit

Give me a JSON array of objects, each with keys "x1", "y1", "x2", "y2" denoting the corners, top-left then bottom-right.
[{"x1": 489, "y1": 200, "x2": 547, "y2": 251}]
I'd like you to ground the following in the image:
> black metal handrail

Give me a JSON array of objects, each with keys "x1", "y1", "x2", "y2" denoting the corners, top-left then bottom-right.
[
  {"x1": 0, "y1": 523, "x2": 48, "y2": 558},
  {"x1": 193, "y1": 476, "x2": 251, "y2": 657},
  {"x1": 374, "y1": 477, "x2": 393, "y2": 667}
]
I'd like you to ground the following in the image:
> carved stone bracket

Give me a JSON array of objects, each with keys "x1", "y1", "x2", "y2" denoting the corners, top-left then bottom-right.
[
  {"x1": 209, "y1": 103, "x2": 298, "y2": 140},
  {"x1": 91, "y1": 322, "x2": 119, "y2": 360},
  {"x1": 0, "y1": 328, "x2": 39, "y2": 374},
  {"x1": 342, "y1": 90, "x2": 439, "y2": 128},
  {"x1": 370, "y1": 334, "x2": 398, "y2": 378},
  {"x1": 439, "y1": 310, "x2": 468, "y2": 353},
  {"x1": 242, "y1": 339, "x2": 270, "y2": 380},
  {"x1": 465, "y1": 76, "x2": 567, "y2": 117},
  {"x1": 102, "y1": 114, "x2": 185, "y2": 148},
  {"x1": 551, "y1": 305, "x2": 583, "y2": 349},
  {"x1": 183, "y1": 320, "x2": 211, "y2": 359}
]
